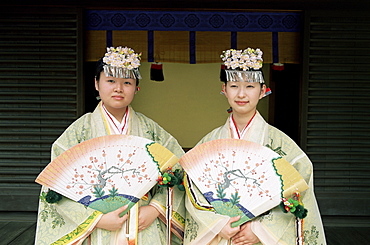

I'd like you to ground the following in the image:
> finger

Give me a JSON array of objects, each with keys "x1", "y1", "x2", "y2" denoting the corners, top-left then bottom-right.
[
  {"x1": 138, "y1": 221, "x2": 146, "y2": 232},
  {"x1": 115, "y1": 205, "x2": 129, "y2": 216},
  {"x1": 229, "y1": 215, "x2": 241, "y2": 224},
  {"x1": 117, "y1": 204, "x2": 129, "y2": 212},
  {"x1": 229, "y1": 217, "x2": 241, "y2": 232},
  {"x1": 138, "y1": 225, "x2": 144, "y2": 232},
  {"x1": 232, "y1": 236, "x2": 242, "y2": 243}
]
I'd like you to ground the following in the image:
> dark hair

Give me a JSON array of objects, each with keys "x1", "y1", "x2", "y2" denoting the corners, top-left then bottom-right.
[{"x1": 95, "y1": 58, "x2": 139, "y2": 86}]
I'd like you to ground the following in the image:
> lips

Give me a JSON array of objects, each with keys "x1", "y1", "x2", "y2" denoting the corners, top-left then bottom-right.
[
  {"x1": 112, "y1": 95, "x2": 124, "y2": 100},
  {"x1": 235, "y1": 101, "x2": 248, "y2": 105}
]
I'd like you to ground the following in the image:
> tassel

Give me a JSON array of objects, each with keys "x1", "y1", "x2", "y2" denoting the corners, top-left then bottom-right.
[
  {"x1": 150, "y1": 62, "x2": 164, "y2": 81},
  {"x1": 166, "y1": 187, "x2": 173, "y2": 245},
  {"x1": 272, "y1": 63, "x2": 285, "y2": 71},
  {"x1": 220, "y1": 64, "x2": 227, "y2": 82}
]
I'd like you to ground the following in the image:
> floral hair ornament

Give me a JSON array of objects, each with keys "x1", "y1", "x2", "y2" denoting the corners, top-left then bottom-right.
[
  {"x1": 102, "y1": 46, "x2": 142, "y2": 79},
  {"x1": 220, "y1": 48, "x2": 265, "y2": 83}
]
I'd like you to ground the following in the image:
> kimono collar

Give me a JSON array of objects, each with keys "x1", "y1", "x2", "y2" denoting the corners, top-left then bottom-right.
[
  {"x1": 101, "y1": 103, "x2": 129, "y2": 135},
  {"x1": 230, "y1": 111, "x2": 256, "y2": 139}
]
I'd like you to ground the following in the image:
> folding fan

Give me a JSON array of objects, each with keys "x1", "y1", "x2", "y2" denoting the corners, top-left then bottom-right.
[
  {"x1": 180, "y1": 139, "x2": 308, "y2": 227},
  {"x1": 35, "y1": 134, "x2": 179, "y2": 215}
]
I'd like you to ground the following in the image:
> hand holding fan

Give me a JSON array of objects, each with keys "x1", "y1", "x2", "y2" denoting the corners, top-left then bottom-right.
[
  {"x1": 180, "y1": 139, "x2": 308, "y2": 227},
  {"x1": 35, "y1": 134, "x2": 179, "y2": 215}
]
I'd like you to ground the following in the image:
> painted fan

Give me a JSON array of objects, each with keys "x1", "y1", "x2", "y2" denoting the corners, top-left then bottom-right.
[
  {"x1": 36, "y1": 134, "x2": 179, "y2": 215},
  {"x1": 180, "y1": 139, "x2": 308, "y2": 227}
]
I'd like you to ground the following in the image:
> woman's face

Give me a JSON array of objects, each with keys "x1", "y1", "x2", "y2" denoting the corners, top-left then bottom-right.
[
  {"x1": 223, "y1": 80, "x2": 266, "y2": 117},
  {"x1": 95, "y1": 71, "x2": 137, "y2": 115}
]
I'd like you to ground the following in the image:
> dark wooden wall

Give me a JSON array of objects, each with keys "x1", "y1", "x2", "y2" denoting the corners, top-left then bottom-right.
[
  {"x1": 301, "y1": 10, "x2": 370, "y2": 227},
  {"x1": 0, "y1": 6, "x2": 84, "y2": 213}
]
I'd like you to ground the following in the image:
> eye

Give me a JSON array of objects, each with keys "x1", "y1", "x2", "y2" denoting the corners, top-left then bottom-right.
[
  {"x1": 124, "y1": 81, "x2": 132, "y2": 85},
  {"x1": 107, "y1": 79, "x2": 115, "y2": 83}
]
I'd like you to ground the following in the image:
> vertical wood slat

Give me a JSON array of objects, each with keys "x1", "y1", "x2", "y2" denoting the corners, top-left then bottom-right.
[
  {"x1": 0, "y1": 7, "x2": 83, "y2": 211},
  {"x1": 301, "y1": 10, "x2": 370, "y2": 226}
]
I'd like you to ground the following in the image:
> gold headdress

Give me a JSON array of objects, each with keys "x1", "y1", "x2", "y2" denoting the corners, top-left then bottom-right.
[
  {"x1": 220, "y1": 48, "x2": 265, "y2": 83},
  {"x1": 103, "y1": 46, "x2": 142, "y2": 79}
]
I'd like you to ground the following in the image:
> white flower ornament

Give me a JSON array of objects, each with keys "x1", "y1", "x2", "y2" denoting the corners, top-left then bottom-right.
[
  {"x1": 220, "y1": 48, "x2": 265, "y2": 83},
  {"x1": 102, "y1": 46, "x2": 142, "y2": 79}
]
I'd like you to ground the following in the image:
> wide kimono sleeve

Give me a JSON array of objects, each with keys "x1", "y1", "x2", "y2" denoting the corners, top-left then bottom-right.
[
  {"x1": 249, "y1": 126, "x2": 326, "y2": 245},
  {"x1": 35, "y1": 113, "x2": 107, "y2": 245},
  {"x1": 130, "y1": 111, "x2": 186, "y2": 244},
  {"x1": 183, "y1": 125, "x2": 233, "y2": 245}
]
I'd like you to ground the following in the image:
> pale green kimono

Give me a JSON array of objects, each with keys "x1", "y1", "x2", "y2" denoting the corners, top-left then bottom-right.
[
  {"x1": 35, "y1": 103, "x2": 185, "y2": 245},
  {"x1": 184, "y1": 111, "x2": 326, "y2": 245}
]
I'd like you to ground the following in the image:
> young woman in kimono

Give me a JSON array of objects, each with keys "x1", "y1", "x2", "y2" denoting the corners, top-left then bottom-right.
[
  {"x1": 35, "y1": 46, "x2": 185, "y2": 245},
  {"x1": 183, "y1": 48, "x2": 326, "y2": 245}
]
